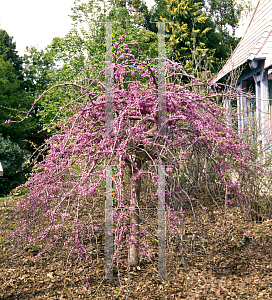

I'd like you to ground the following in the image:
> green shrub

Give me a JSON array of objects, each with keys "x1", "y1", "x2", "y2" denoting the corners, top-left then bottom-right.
[{"x1": 0, "y1": 134, "x2": 30, "y2": 197}]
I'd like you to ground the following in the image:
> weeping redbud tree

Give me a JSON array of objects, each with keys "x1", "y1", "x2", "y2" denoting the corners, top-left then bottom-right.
[{"x1": 9, "y1": 35, "x2": 264, "y2": 289}]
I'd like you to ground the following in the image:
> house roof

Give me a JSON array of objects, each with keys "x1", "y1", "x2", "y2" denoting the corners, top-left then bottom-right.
[{"x1": 214, "y1": 0, "x2": 272, "y2": 82}]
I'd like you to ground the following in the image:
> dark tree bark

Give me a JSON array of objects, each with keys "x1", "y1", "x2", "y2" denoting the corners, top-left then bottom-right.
[{"x1": 127, "y1": 157, "x2": 141, "y2": 266}]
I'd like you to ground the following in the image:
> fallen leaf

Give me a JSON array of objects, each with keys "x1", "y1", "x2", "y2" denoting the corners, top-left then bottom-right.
[{"x1": 47, "y1": 272, "x2": 54, "y2": 278}]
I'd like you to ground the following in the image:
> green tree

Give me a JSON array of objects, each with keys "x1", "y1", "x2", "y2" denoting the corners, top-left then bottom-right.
[
  {"x1": 0, "y1": 29, "x2": 23, "y2": 80},
  {"x1": 0, "y1": 29, "x2": 35, "y2": 148},
  {"x1": 206, "y1": 0, "x2": 254, "y2": 37},
  {"x1": 146, "y1": 0, "x2": 254, "y2": 75},
  {"x1": 22, "y1": 46, "x2": 55, "y2": 148},
  {"x1": 205, "y1": 0, "x2": 254, "y2": 62},
  {"x1": 0, "y1": 134, "x2": 30, "y2": 197},
  {"x1": 147, "y1": 0, "x2": 217, "y2": 73}
]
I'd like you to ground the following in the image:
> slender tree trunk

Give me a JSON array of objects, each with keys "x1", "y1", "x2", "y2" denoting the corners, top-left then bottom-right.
[{"x1": 127, "y1": 157, "x2": 141, "y2": 266}]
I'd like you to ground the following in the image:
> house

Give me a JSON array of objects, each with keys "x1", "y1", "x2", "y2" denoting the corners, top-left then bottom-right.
[{"x1": 214, "y1": 0, "x2": 272, "y2": 159}]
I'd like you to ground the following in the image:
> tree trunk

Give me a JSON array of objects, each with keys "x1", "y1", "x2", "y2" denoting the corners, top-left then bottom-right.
[{"x1": 127, "y1": 157, "x2": 141, "y2": 266}]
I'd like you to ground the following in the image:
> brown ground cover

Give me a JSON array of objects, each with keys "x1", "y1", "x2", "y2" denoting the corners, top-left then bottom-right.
[{"x1": 0, "y1": 192, "x2": 271, "y2": 299}]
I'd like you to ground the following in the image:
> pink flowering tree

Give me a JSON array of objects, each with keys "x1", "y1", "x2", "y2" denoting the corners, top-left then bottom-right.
[{"x1": 8, "y1": 35, "x2": 268, "y2": 289}]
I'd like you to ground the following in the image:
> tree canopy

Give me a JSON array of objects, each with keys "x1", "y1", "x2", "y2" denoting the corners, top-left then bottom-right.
[
  {"x1": 0, "y1": 29, "x2": 34, "y2": 148},
  {"x1": 10, "y1": 38, "x2": 266, "y2": 278},
  {"x1": 147, "y1": 0, "x2": 254, "y2": 74}
]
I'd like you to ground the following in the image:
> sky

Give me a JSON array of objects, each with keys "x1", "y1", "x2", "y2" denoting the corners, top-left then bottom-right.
[
  {"x1": 0, "y1": 0, "x2": 258, "y2": 57},
  {"x1": 0, "y1": 0, "x2": 156, "y2": 57}
]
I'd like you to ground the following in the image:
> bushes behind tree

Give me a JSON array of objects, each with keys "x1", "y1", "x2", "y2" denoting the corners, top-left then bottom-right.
[{"x1": 0, "y1": 134, "x2": 30, "y2": 197}]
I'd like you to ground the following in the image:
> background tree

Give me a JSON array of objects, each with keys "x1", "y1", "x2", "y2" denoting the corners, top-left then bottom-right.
[
  {"x1": 146, "y1": 0, "x2": 220, "y2": 74},
  {"x1": 0, "y1": 29, "x2": 23, "y2": 80},
  {"x1": 0, "y1": 30, "x2": 54, "y2": 195},
  {"x1": 205, "y1": 0, "x2": 254, "y2": 64},
  {"x1": 22, "y1": 46, "x2": 55, "y2": 150},
  {"x1": 0, "y1": 134, "x2": 30, "y2": 197},
  {"x1": 0, "y1": 29, "x2": 35, "y2": 148},
  {"x1": 147, "y1": 0, "x2": 254, "y2": 75}
]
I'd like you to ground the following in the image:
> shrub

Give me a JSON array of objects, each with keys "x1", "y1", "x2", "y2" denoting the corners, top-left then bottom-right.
[{"x1": 0, "y1": 134, "x2": 30, "y2": 197}]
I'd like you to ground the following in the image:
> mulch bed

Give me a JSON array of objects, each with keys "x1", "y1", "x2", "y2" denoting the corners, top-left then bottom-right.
[{"x1": 0, "y1": 192, "x2": 271, "y2": 299}]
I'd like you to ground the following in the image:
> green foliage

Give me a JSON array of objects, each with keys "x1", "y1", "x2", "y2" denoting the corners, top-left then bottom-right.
[
  {"x1": 0, "y1": 54, "x2": 35, "y2": 146},
  {"x1": 0, "y1": 29, "x2": 38, "y2": 148},
  {"x1": 0, "y1": 134, "x2": 30, "y2": 197},
  {"x1": 22, "y1": 46, "x2": 64, "y2": 137},
  {"x1": 147, "y1": 0, "x2": 254, "y2": 75},
  {"x1": 207, "y1": 0, "x2": 254, "y2": 37},
  {"x1": 148, "y1": 0, "x2": 215, "y2": 71},
  {"x1": 205, "y1": 0, "x2": 254, "y2": 69},
  {"x1": 23, "y1": 46, "x2": 55, "y2": 100},
  {"x1": 0, "y1": 29, "x2": 23, "y2": 79}
]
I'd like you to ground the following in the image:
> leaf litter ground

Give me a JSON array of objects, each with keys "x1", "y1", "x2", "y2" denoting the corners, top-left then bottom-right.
[{"x1": 0, "y1": 190, "x2": 271, "y2": 299}]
